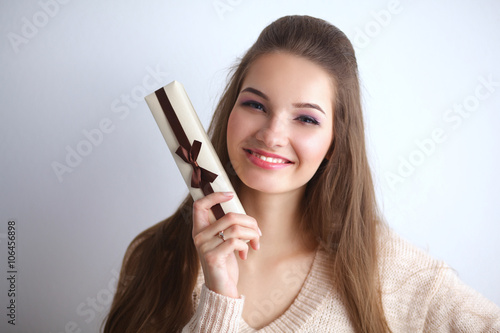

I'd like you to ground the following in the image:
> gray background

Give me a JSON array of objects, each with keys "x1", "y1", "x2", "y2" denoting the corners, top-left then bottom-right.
[{"x1": 1, "y1": 0, "x2": 499, "y2": 332}]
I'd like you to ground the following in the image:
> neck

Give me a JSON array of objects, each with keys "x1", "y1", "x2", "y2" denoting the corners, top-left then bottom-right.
[{"x1": 238, "y1": 185, "x2": 315, "y2": 259}]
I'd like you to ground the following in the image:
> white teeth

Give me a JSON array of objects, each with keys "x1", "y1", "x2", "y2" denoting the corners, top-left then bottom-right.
[{"x1": 252, "y1": 151, "x2": 287, "y2": 164}]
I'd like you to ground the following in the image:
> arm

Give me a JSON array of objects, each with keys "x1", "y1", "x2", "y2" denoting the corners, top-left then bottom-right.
[{"x1": 424, "y1": 268, "x2": 500, "y2": 332}]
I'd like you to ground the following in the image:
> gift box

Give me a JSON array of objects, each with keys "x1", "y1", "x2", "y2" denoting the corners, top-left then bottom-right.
[{"x1": 145, "y1": 81, "x2": 245, "y2": 220}]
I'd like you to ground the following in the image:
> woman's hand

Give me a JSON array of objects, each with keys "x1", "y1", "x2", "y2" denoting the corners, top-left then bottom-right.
[{"x1": 192, "y1": 192, "x2": 261, "y2": 298}]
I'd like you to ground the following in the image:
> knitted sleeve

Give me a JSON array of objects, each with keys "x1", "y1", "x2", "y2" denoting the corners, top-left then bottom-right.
[
  {"x1": 182, "y1": 284, "x2": 245, "y2": 333},
  {"x1": 423, "y1": 268, "x2": 500, "y2": 332}
]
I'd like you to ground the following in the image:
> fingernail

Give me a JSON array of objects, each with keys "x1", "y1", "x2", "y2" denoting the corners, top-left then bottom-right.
[
  {"x1": 258, "y1": 227, "x2": 262, "y2": 236},
  {"x1": 223, "y1": 192, "x2": 234, "y2": 196}
]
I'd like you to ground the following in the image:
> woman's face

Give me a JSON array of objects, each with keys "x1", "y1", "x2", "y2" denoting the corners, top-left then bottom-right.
[{"x1": 227, "y1": 52, "x2": 334, "y2": 195}]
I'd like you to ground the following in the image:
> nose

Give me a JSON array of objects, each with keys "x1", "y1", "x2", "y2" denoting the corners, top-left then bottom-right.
[{"x1": 255, "y1": 115, "x2": 288, "y2": 148}]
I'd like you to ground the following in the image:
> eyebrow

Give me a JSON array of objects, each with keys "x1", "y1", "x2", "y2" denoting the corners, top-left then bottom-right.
[
  {"x1": 241, "y1": 87, "x2": 269, "y2": 100},
  {"x1": 292, "y1": 102, "x2": 325, "y2": 115},
  {"x1": 240, "y1": 87, "x2": 326, "y2": 115}
]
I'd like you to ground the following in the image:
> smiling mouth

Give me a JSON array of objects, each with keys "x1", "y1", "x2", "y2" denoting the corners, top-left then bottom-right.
[{"x1": 244, "y1": 149, "x2": 293, "y2": 164}]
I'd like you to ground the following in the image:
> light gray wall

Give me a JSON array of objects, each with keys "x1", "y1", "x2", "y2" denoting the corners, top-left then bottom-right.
[{"x1": 1, "y1": 0, "x2": 499, "y2": 331}]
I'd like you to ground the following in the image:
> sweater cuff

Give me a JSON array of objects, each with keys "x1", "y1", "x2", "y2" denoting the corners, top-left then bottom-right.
[{"x1": 186, "y1": 284, "x2": 244, "y2": 332}]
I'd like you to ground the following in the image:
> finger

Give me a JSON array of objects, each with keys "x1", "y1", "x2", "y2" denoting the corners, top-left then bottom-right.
[
  {"x1": 192, "y1": 192, "x2": 234, "y2": 235},
  {"x1": 204, "y1": 238, "x2": 250, "y2": 266},
  {"x1": 211, "y1": 212, "x2": 260, "y2": 237},
  {"x1": 221, "y1": 225, "x2": 260, "y2": 249},
  {"x1": 195, "y1": 222, "x2": 259, "y2": 256},
  {"x1": 196, "y1": 212, "x2": 260, "y2": 247},
  {"x1": 201, "y1": 238, "x2": 249, "y2": 297},
  {"x1": 249, "y1": 237, "x2": 260, "y2": 251},
  {"x1": 196, "y1": 229, "x2": 230, "y2": 255},
  {"x1": 193, "y1": 191, "x2": 234, "y2": 212}
]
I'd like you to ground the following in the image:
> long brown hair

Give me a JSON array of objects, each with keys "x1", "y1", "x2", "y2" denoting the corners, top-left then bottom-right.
[{"x1": 104, "y1": 15, "x2": 390, "y2": 332}]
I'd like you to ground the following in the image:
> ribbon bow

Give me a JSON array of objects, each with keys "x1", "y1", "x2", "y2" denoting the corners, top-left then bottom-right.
[
  {"x1": 175, "y1": 140, "x2": 218, "y2": 188},
  {"x1": 155, "y1": 87, "x2": 225, "y2": 220}
]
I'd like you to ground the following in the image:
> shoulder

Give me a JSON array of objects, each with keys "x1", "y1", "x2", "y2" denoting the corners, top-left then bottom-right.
[
  {"x1": 378, "y1": 228, "x2": 446, "y2": 281},
  {"x1": 377, "y1": 228, "x2": 453, "y2": 307},
  {"x1": 377, "y1": 229, "x2": 446, "y2": 309},
  {"x1": 378, "y1": 228, "x2": 500, "y2": 331}
]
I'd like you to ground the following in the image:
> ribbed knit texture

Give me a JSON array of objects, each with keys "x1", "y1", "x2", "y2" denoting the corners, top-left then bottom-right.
[
  {"x1": 183, "y1": 285, "x2": 245, "y2": 332},
  {"x1": 184, "y1": 230, "x2": 500, "y2": 332}
]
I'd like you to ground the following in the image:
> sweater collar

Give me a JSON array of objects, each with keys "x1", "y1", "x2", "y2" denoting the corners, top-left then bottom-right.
[{"x1": 238, "y1": 247, "x2": 334, "y2": 332}]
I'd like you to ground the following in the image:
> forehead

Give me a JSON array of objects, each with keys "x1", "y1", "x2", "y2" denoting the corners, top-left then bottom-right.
[{"x1": 241, "y1": 52, "x2": 336, "y2": 112}]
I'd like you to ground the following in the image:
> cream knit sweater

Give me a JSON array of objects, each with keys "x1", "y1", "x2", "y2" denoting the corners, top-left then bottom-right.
[{"x1": 183, "y1": 230, "x2": 500, "y2": 332}]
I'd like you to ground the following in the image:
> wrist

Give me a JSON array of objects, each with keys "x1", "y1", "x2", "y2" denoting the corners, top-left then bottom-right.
[{"x1": 208, "y1": 283, "x2": 240, "y2": 299}]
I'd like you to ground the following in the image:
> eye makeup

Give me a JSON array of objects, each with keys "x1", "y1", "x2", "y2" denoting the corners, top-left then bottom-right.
[
  {"x1": 241, "y1": 100, "x2": 266, "y2": 111},
  {"x1": 239, "y1": 98, "x2": 322, "y2": 125},
  {"x1": 296, "y1": 114, "x2": 320, "y2": 125}
]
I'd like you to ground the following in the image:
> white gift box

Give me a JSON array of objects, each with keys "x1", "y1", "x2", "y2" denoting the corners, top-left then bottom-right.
[{"x1": 145, "y1": 81, "x2": 245, "y2": 220}]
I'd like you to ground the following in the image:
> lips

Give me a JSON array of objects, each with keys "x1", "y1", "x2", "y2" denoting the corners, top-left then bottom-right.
[{"x1": 243, "y1": 148, "x2": 293, "y2": 169}]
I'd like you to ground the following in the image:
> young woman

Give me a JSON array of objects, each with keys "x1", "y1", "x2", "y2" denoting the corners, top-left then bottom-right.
[{"x1": 103, "y1": 15, "x2": 500, "y2": 332}]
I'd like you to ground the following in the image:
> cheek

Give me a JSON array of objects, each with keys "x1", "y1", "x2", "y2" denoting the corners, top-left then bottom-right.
[
  {"x1": 226, "y1": 110, "x2": 239, "y2": 146},
  {"x1": 227, "y1": 109, "x2": 256, "y2": 144},
  {"x1": 296, "y1": 131, "x2": 333, "y2": 164},
  {"x1": 227, "y1": 110, "x2": 247, "y2": 152}
]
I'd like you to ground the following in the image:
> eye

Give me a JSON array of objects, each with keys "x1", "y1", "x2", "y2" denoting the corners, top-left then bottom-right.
[
  {"x1": 242, "y1": 100, "x2": 265, "y2": 112},
  {"x1": 296, "y1": 115, "x2": 320, "y2": 125}
]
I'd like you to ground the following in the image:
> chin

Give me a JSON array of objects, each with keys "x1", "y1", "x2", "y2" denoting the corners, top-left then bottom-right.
[
  {"x1": 240, "y1": 176, "x2": 305, "y2": 195},
  {"x1": 239, "y1": 176, "x2": 278, "y2": 193}
]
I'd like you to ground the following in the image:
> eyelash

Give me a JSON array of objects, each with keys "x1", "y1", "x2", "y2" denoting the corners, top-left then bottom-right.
[
  {"x1": 296, "y1": 115, "x2": 320, "y2": 125},
  {"x1": 241, "y1": 101, "x2": 320, "y2": 125},
  {"x1": 242, "y1": 101, "x2": 265, "y2": 111}
]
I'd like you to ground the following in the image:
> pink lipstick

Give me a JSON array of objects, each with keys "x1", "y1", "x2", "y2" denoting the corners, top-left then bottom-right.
[{"x1": 244, "y1": 148, "x2": 293, "y2": 170}]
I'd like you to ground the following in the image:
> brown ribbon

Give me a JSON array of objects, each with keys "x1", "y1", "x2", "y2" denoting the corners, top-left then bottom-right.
[
  {"x1": 175, "y1": 140, "x2": 218, "y2": 188},
  {"x1": 155, "y1": 87, "x2": 225, "y2": 220}
]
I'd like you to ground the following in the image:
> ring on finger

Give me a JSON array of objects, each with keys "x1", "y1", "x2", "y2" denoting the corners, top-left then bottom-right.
[{"x1": 218, "y1": 230, "x2": 225, "y2": 242}]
